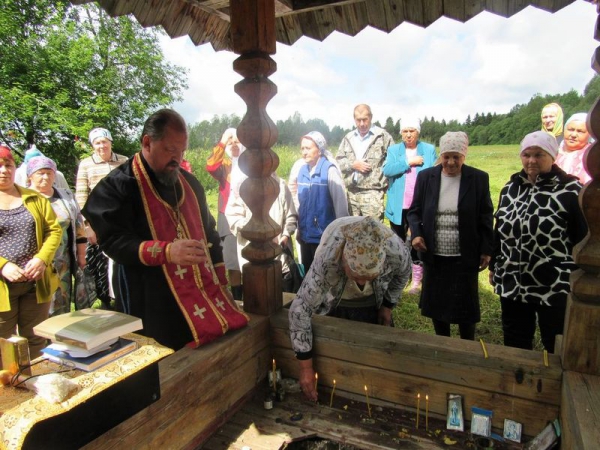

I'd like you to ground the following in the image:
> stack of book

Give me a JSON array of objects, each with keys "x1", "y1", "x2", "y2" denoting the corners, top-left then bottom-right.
[{"x1": 34, "y1": 308, "x2": 143, "y2": 372}]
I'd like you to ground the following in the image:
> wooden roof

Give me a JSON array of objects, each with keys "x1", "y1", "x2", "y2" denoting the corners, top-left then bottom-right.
[{"x1": 71, "y1": 0, "x2": 579, "y2": 52}]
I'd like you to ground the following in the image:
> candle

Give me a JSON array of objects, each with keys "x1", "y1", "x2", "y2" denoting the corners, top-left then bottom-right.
[
  {"x1": 479, "y1": 338, "x2": 489, "y2": 359},
  {"x1": 329, "y1": 379, "x2": 336, "y2": 408},
  {"x1": 272, "y1": 359, "x2": 277, "y2": 392},
  {"x1": 416, "y1": 393, "x2": 420, "y2": 429},
  {"x1": 543, "y1": 350, "x2": 549, "y2": 367},
  {"x1": 425, "y1": 395, "x2": 429, "y2": 430},
  {"x1": 314, "y1": 372, "x2": 318, "y2": 392},
  {"x1": 364, "y1": 385, "x2": 372, "y2": 418}
]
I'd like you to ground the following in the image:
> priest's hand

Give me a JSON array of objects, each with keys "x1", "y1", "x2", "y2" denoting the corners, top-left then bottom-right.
[{"x1": 168, "y1": 239, "x2": 209, "y2": 266}]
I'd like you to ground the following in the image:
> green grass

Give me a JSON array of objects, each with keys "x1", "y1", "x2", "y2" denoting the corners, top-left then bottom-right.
[{"x1": 187, "y1": 143, "x2": 540, "y2": 348}]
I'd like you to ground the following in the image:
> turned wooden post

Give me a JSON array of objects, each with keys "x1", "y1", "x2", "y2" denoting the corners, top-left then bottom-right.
[
  {"x1": 230, "y1": 0, "x2": 283, "y2": 315},
  {"x1": 561, "y1": 3, "x2": 600, "y2": 374}
]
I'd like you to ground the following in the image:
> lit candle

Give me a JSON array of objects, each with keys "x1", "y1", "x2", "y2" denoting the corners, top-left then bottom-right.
[
  {"x1": 314, "y1": 372, "x2": 318, "y2": 392},
  {"x1": 272, "y1": 359, "x2": 277, "y2": 392},
  {"x1": 425, "y1": 395, "x2": 429, "y2": 430},
  {"x1": 329, "y1": 379, "x2": 336, "y2": 408},
  {"x1": 416, "y1": 393, "x2": 420, "y2": 429},
  {"x1": 364, "y1": 385, "x2": 372, "y2": 418}
]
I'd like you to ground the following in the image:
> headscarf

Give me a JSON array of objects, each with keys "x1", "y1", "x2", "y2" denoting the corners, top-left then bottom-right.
[
  {"x1": 23, "y1": 146, "x2": 43, "y2": 163},
  {"x1": 439, "y1": 131, "x2": 469, "y2": 156},
  {"x1": 89, "y1": 128, "x2": 113, "y2": 144},
  {"x1": 26, "y1": 156, "x2": 57, "y2": 177},
  {"x1": 541, "y1": 103, "x2": 564, "y2": 138},
  {"x1": 401, "y1": 117, "x2": 421, "y2": 133},
  {"x1": 565, "y1": 113, "x2": 588, "y2": 128},
  {"x1": 302, "y1": 131, "x2": 327, "y2": 155},
  {"x1": 0, "y1": 146, "x2": 14, "y2": 163},
  {"x1": 520, "y1": 131, "x2": 558, "y2": 160},
  {"x1": 341, "y1": 217, "x2": 393, "y2": 278},
  {"x1": 301, "y1": 131, "x2": 339, "y2": 168}
]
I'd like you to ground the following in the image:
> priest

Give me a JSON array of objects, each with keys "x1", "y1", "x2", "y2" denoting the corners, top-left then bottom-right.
[{"x1": 83, "y1": 109, "x2": 248, "y2": 350}]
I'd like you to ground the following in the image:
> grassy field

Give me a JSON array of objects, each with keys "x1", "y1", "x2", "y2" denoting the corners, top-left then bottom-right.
[{"x1": 187, "y1": 144, "x2": 534, "y2": 347}]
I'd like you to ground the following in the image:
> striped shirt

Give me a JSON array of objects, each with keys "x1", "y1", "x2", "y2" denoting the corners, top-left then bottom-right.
[{"x1": 75, "y1": 152, "x2": 128, "y2": 209}]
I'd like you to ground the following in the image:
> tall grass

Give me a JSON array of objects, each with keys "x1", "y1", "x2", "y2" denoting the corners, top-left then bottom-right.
[{"x1": 187, "y1": 143, "x2": 537, "y2": 347}]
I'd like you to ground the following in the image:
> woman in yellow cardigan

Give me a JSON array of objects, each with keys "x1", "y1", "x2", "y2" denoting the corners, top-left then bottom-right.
[{"x1": 0, "y1": 146, "x2": 62, "y2": 357}]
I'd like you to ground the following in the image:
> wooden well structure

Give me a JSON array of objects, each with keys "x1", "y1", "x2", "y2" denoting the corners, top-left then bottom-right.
[{"x1": 70, "y1": 1, "x2": 600, "y2": 448}]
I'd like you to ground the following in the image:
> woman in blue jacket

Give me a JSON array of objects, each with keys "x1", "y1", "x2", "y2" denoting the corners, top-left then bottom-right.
[
  {"x1": 383, "y1": 118, "x2": 436, "y2": 293},
  {"x1": 297, "y1": 132, "x2": 348, "y2": 274}
]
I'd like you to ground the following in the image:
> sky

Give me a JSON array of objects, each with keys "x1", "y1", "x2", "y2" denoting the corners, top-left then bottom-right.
[{"x1": 159, "y1": 0, "x2": 597, "y2": 130}]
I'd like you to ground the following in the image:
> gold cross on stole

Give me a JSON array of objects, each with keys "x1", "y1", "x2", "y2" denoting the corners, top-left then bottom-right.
[{"x1": 147, "y1": 242, "x2": 162, "y2": 258}]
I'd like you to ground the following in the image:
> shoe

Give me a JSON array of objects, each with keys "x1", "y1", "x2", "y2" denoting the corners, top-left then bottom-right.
[{"x1": 409, "y1": 264, "x2": 423, "y2": 295}]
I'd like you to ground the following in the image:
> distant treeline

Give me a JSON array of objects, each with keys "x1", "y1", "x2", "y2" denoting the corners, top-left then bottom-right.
[{"x1": 187, "y1": 75, "x2": 599, "y2": 149}]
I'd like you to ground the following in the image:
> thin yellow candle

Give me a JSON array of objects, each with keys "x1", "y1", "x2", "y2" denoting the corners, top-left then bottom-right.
[
  {"x1": 543, "y1": 350, "x2": 549, "y2": 367},
  {"x1": 329, "y1": 379, "x2": 336, "y2": 408},
  {"x1": 272, "y1": 359, "x2": 277, "y2": 392},
  {"x1": 314, "y1": 372, "x2": 318, "y2": 391},
  {"x1": 364, "y1": 385, "x2": 372, "y2": 418},
  {"x1": 416, "y1": 393, "x2": 420, "y2": 429},
  {"x1": 479, "y1": 338, "x2": 489, "y2": 359},
  {"x1": 425, "y1": 395, "x2": 429, "y2": 431}
]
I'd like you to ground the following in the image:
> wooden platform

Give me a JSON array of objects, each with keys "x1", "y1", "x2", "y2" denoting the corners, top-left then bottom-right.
[{"x1": 202, "y1": 387, "x2": 525, "y2": 450}]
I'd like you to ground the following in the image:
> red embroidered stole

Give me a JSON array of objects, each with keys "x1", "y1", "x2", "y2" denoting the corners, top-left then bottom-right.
[{"x1": 132, "y1": 154, "x2": 248, "y2": 347}]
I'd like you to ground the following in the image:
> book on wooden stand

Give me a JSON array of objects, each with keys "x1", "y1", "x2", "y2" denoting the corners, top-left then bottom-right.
[
  {"x1": 42, "y1": 338, "x2": 138, "y2": 372},
  {"x1": 33, "y1": 308, "x2": 143, "y2": 350}
]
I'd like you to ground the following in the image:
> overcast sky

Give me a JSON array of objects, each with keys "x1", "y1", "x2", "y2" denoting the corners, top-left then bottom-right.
[{"x1": 159, "y1": 0, "x2": 596, "y2": 129}]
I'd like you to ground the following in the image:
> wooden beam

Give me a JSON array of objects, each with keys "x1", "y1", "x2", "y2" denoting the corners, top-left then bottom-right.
[
  {"x1": 81, "y1": 315, "x2": 271, "y2": 449},
  {"x1": 271, "y1": 310, "x2": 562, "y2": 436},
  {"x1": 561, "y1": 371, "x2": 600, "y2": 449}
]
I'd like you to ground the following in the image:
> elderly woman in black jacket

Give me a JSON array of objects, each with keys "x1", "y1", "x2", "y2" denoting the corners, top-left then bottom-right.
[
  {"x1": 490, "y1": 131, "x2": 587, "y2": 352},
  {"x1": 408, "y1": 131, "x2": 494, "y2": 340}
]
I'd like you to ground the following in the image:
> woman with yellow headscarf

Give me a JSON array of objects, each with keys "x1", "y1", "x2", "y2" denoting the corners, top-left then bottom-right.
[{"x1": 541, "y1": 103, "x2": 564, "y2": 144}]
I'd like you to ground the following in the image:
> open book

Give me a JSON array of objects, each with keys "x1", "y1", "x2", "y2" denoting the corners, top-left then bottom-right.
[{"x1": 33, "y1": 309, "x2": 143, "y2": 350}]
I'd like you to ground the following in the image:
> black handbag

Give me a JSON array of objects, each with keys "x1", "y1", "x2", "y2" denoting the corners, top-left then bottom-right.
[{"x1": 281, "y1": 246, "x2": 304, "y2": 293}]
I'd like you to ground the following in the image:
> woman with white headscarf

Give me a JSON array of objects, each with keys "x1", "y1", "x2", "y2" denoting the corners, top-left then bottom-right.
[
  {"x1": 75, "y1": 127, "x2": 128, "y2": 309},
  {"x1": 383, "y1": 116, "x2": 437, "y2": 294},
  {"x1": 408, "y1": 132, "x2": 494, "y2": 341},
  {"x1": 555, "y1": 113, "x2": 592, "y2": 184},
  {"x1": 296, "y1": 131, "x2": 349, "y2": 274},
  {"x1": 206, "y1": 128, "x2": 246, "y2": 300}
]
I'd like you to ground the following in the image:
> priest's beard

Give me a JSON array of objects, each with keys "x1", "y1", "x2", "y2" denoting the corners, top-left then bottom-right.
[{"x1": 156, "y1": 167, "x2": 180, "y2": 186}]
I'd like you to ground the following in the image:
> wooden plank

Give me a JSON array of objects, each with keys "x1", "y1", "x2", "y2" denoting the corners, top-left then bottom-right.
[
  {"x1": 561, "y1": 371, "x2": 600, "y2": 450},
  {"x1": 562, "y1": 294, "x2": 600, "y2": 374},
  {"x1": 238, "y1": 391, "x2": 447, "y2": 449},
  {"x1": 82, "y1": 315, "x2": 270, "y2": 450},
  {"x1": 273, "y1": 348, "x2": 558, "y2": 436},
  {"x1": 271, "y1": 311, "x2": 562, "y2": 405}
]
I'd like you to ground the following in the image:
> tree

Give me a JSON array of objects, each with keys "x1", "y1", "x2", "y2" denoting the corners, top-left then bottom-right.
[{"x1": 0, "y1": 0, "x2": 187, "y2": 183}]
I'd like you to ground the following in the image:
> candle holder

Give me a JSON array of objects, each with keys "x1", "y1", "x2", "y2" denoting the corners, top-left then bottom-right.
[{"x1": 268, "y1": 369, "x2": 282, "y2": 388}]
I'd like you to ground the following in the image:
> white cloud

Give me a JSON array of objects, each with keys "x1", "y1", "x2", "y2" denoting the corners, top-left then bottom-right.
[{"x1": 161, "y1": 0, "x2": 597, "y2": 129}]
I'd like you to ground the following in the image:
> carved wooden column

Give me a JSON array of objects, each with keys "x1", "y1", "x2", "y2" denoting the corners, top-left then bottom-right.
[
  {"x1": 561, "y1": 2, "x2": 600, "y2": 374},
  {"x1": 230, "y1": 0, "x2": 283, "y2": 315}
]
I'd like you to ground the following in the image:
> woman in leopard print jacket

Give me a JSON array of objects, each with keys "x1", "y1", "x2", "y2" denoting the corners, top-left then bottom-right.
[{"x1": 490, "y1": 131, "x2": 588, "y2": 353}]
